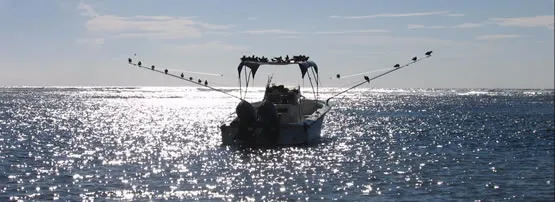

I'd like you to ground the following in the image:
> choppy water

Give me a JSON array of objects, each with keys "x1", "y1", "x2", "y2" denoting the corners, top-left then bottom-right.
[{"x1": 0, "y1": 87, "x2": 553, "y2": 201}]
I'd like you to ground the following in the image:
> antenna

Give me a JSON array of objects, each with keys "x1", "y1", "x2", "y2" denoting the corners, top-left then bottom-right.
[{"x1": 326, "y1": 51, "x2": 433, "y2": 104}]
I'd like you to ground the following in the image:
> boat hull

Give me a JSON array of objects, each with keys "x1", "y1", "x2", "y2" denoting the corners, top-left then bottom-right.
[{"x1": 220, "y1": 101, "x2": 329, "y2": 146}]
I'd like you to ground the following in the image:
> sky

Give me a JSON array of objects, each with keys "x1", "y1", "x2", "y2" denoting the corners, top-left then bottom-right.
[{"x1": 0, "y1": 0, "x2": 553, "y2": 89}]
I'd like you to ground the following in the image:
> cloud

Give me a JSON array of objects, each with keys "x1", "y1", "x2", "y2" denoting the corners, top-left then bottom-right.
[
  {"x1": 327, "y1": 49, "x2": 389, "y2": 58},
  {"x1": 134, "y1": 15, "x2": 176, "y2": 20},
  {"x1": 337, "y1": 35, "x2": 475, "y2": 47},
  {"x1": 455, "y1": 23, "x2": 485, "y2": 28},
  {"x1": 407, "y1": 24, "x2": 427, "y2": 29},
  {"x1": 174, "y1": 41, "x2": 248, "y2": 52},
  {"x1": 205, "y1": 31, "x2": 235, "y2": 36},
  {"x1": 314, "y1": 29, "x2": 390, "y2": 34},
  {"x1": 330, "y1": 11, "x2": 450, "y2": 19},
  {"x1": 276, "y1": 35, "x2": 301, "y2": 39},
  {"x1": 76, "y1": 37, "x2": 104, "y2": 45},
  {"x1": 77, "y1": 2, "x2": 234, "y2": 40},
  {"x1": 446, "y1": 13, "x2": 465, "y2": 17},
  {"x1": 75, "y1": 37, "x2": 105, "y2": 48},
  {"x1": 409, "y1": 15, "x2": 554, "y2": 30},
  {"x1": 242, "y1": 29, "x2": 390, "y2": 36},
  {"x1": 408, "y1": 22, "x2": 485, "y2": 29},
  {"x1": 490, "y1": 15, "x2": 554, "y2": 29},
  {"x1": 77, "y1": 2, "x2": 97, "y2": 17},
  {"x1": 476, "y1": 34, "x2": 522, "y2": 40},
  {"x1": 243, "y1": 29, "x2": 299, "y2": 35}
]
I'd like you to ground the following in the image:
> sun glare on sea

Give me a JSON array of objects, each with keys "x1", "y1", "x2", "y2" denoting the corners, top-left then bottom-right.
[{"x1": 0, "y1": 87, "x2": 553, "y2": 201}]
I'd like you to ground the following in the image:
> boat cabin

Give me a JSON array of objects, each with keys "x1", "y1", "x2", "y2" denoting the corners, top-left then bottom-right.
[
  {"x1": 235, "y1": 54, "x2": 323, "y2": 124},
  {"x1": 263, "y1": 85, "x2": 301, "y2": 123}
]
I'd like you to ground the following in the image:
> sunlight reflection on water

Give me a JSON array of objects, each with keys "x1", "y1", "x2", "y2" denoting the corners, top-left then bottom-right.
[{"x1": 0, "y1": 87, "x2": 553, "y2": 201}]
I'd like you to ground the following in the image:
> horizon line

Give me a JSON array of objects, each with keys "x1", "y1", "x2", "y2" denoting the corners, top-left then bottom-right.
[{"x1": 0, "y1": 85, "x2": 553, "y2": 90}]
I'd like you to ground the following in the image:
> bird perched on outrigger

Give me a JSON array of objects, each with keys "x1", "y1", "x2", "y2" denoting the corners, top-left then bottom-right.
[{"x1": 125, "y1": 51, "x2": 434, "y2": 148}]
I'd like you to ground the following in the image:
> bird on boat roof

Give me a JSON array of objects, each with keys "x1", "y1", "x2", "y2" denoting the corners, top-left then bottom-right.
[
  {"x1": 239, "y1": 54, "x2": 310, "y2": 63},
  {"x1": 164, "y1": 69, "x2": 168, "y2": 74},
  {"x1": 261, "y1": 56, "x2": 268, "y2": 62},
  {"x1": 138, "y1": 61, "x2": 142, "y2": 66},
  {"x1": 198, "y1": 79, "x2": 202, "y2": 83},
  {"x1": 204, "y1": 80, "x2": 208, "y2": 86},
  {"x1": 394, "y1": 64, "x2": 400, "y2": 68},
  {"x1": 412, "y1": 56, "x2": 417, "y2": 62},
  {"x1": 128, "y1": 58, "x2": 132, "y2": 63},
  {"x1": 189, "y1": 77, "x2": 193, "y2": 81},
  {"x1": 336, "y1": 74, "x2": 341, "y2": 79},
  {"x1": 151, "y1": 65, "x2": 155, "y2": 70},
  {"x1": 425, "y1": 51, "x2": 433, "y2": 56},
  {"x1": 181, "y1": 73, "x2": 184, "y2": 78}
]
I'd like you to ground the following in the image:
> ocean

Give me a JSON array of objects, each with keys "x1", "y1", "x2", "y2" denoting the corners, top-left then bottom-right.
[{"x1": 0, "y1": 87, "x2": 553, "y2": 201}]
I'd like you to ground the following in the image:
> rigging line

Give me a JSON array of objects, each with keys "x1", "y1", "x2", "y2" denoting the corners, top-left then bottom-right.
[
  {"x1": 163, "y1": 68, "x2": 223, "y2": 77},
  {"x1": 339, "y1": 79, "x2": 365, "y2": 89},
  {"x1": 337, "y1": 67, "x2": 397, "y2": 80},
  {"x1": 243, "y1": 69, "x2": 247, "y2": 99},
  {"x1": 335, "y1": 70, "x2": 385, "y2": 89},
  {"x1": 244, "y1": 70, "x2": 252, "y2": 100},
  {"x1": 239, "y1": 68, "x2": 242, "y2": 100},
  {"x1": 310, "y1": 67, "x2": 319, "y2": 99},
  {"x1": 197, "y1": 80, "x2": 234, "y2": 87},
  {"x1": 158, "y1": 69, "x2": 231, "y2": 86},
  {"x1": 317, "y1": 70, "x2": 322, "y2": 94},
  {"x1": 326, "y1": 53, "x2": 433, "y2": 104},
  {"x1": 306, "y1": 70, "x2": 317, "y2": 99},
  {"x1": 129, "y1": 62, "x2": 243, "y2": 101}
]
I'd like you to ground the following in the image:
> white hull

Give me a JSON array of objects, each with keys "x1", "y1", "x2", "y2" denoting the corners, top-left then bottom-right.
[{"x1": 220, "y1": 100, "x2": 330, "y2": 146}]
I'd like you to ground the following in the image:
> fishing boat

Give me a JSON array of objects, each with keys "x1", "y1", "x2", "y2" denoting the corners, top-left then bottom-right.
[
  {"x1": 220, "y1": 58, "x2": 329, "y2": 147},
  {"x1": 126, "y1": 51, "x2": 433, "y2": 147}
]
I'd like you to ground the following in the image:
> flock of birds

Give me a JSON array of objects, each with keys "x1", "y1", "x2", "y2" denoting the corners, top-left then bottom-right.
[
  {"x1": 240, "y1": 55, "x2": 310, "y2": 64},
  {"x1": 127, "y1": 50, "x2": 433, "y2": 86}
]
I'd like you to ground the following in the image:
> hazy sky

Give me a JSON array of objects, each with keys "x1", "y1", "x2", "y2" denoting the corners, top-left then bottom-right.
[{"x1": 1, "y1": 0, "x2": 553, "y2": 88}]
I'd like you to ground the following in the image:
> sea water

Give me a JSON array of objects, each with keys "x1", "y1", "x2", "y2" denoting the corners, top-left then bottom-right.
[{"x1": 0, "y1": 87, "x2": 553, "y2": 201}]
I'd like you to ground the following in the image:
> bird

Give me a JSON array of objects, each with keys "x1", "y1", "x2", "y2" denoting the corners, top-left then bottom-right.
[
  {"x1": 204, "y1": 80, "x2": 208, "y2": 86},
  {"x1": 412, "y1": 57, "x2": 417, "y2": 62},
  {"x1": 336, "y1": 74, "x2": 341, "y2": 79},
  {"x1": 425, "y1": 51, "x2": 433, "y2": 57},
  {"x1": 189, "y1": 77, "x2": 193, "y2": 81},
  {"x1": 164, "y1": 69, "x2": 168, "y2": 74},
  {"x1": 128, "y1": 58, "x2": 132, "y2": 63},
  {"x1": 364, "y1": 76, "x2": 370, "y2": 82},
  {"x1": 394, "y1": 64, "x2": 400, "y2": 68},
  {"x1": 151, "y1": 65, "x2": 155, "y2": 70},
  {"x1": 138, "y1": 61, "x2": 142, "y2": 66},
  {"x1": 181, "y1": 73, "x2": 184, "y2": 78},
  {"x1": 198, "y1": 79, "x2": 202, "y2": 83}
]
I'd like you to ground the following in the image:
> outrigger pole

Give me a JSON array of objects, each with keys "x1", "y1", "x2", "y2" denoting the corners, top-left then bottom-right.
[
  {"x1": 326, "y1": 51, "x2": 433, "y2": 104},
  {"x1": 127, "y1": 58, "x2": 244, "y2": 101}
]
